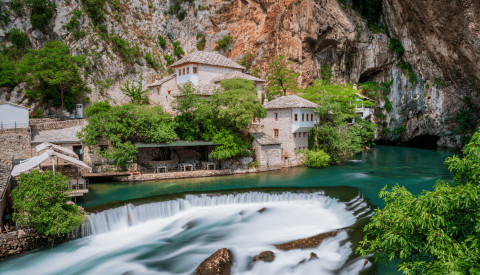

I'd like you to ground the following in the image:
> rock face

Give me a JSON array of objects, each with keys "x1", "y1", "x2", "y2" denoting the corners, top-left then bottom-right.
[
  {"x1": 0, "y1": 0, "x2": 479, "y2": 147},
  {"x1": 196, "y1": 248, "x2": 233, "y2": 275},
  {"x1": 253, "y1": 251, "x2": 274, "y2": 262},
  {"x1": 0, "y1": 229, "x2": 68, "y2": 258},
  {"x1": 274, "y1": 230, "x2": 338, "y2": 250}
]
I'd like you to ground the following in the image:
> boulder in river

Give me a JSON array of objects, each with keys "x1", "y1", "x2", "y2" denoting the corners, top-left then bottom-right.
[
  {"x1": 274, "y1": 231, "x2": 338, "y2": 250},
  {"x1": 196, "y1": 248, "x2": 233, "y2": 275},
  {"x1": 253, "y1": 251, "x2": 274, "y2": 262},
  {"x1": 309, "y1": 252, "x2": 318, "y2": 261},
  {"x1": 257, "y1": 207, "x2": 266, "y2": 213}
]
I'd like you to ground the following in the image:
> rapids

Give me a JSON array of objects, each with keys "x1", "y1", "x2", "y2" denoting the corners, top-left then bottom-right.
[{"x1": 0, "y1": 192, "x2": 371, "y2": 275}]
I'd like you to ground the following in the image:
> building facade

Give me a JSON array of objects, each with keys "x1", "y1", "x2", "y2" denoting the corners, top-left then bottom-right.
[
  {"x1": 254, "y1": 95, "x2": 319, "y2": 167},
  {"x1": 147, "y1": 51, "x2": 265, "y2": 114}
]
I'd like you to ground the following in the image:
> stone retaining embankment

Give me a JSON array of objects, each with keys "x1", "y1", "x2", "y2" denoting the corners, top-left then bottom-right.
[
  {"x1": 118, "y1": 169, "x2": 235, "y2": 182},
  {"x1": 0, "y1": 229, "x2": 67, "y2": 258},
  {"x1": 30, "y1": 119, "x2": 87, "y2": 131}
]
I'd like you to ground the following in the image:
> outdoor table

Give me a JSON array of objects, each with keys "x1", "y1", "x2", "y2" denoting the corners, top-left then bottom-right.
[
  {"x1": 203, "y1": 162, "x2": 216, "y2": 170},
  {"x1": 155, "y1": 165, "x2": 168, "y2": 173},
  {"x1": 180, "y1": 163, "x2": 194, "y2": 171}
]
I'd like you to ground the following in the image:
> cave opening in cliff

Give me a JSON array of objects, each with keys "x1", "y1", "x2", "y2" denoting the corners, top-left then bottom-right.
[{"x1": 405, "y1": 134, "x2": 440, "y2": 149}]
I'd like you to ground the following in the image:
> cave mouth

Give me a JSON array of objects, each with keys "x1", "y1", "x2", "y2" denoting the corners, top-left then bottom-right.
[{"x1": 405, "y1": 134, "x2": 440, "y2": 149}]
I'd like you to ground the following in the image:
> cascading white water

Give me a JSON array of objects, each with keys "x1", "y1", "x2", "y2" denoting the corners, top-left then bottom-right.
[
  {"x1": 82, "y1": 192, "x2": 335, "y2": 237},
  {"x1": 0, "y1": 192, "x2": 372, "y2": 275}
]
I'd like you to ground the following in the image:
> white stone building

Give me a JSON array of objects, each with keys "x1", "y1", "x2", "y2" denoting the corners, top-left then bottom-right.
[
  {"x1": 253, "y1": 95, "x2": 319, "y2": 167},
  {"x1": 0, "y1": 103, "x2": 29, "y2": 129},
  {"x1": 147, "y1": 51, "x2": 265, "y2": 114}
]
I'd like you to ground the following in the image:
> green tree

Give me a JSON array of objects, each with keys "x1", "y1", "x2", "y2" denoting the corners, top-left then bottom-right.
[
  {"x1": 173, "y1": 41, "x2": 184, "y2": 57},
  {"x1": 17, "y1": 40, "x2": 90, "y2": 110},
  {"x1": 7, "y1": 28, "x2": 30, "y2": 52},
  {"x1": 12, "y1": 170, "x2": 86, "y2": 237},
  {"x1": 79, "y1": 103, "x2": 177, "y2": 169},
  {"x1": 209, "y1": 128, "x2": 249, "y2": 160},
  {"x1": 121, "y1": 75, "x2": 149, "y2": 105},
  {"x1": 357, "y1": 129, "x2": 480, "y2": 274},
  {"x1": 0, "y1": 55, "x2": 19, "y2": 88},
  {"x1": 299, "y1": 149, "x2": 331, "y2": 168},
  {"x1": 158, "y1": 35, "x2": 167, "y2": 48},
  {"x1": 173, "y1": 83, "x2": 216, "y2": 141},
  {"x1": 215, "y1": 78, "x2": 266, "y2": 131},
  {"x1": 265, "y1": 55, "x2": 299, "y2": 98}
]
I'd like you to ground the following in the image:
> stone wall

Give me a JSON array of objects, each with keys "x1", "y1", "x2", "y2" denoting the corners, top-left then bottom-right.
[
  {"x1": 0, "y1": 229, "x2": 67, "y2": 258},
  {"x1": 148, "y1": 77, "x2": 178, "y2": 114},
  {"x1": 30, "y1": 119, "x2": 87, "y2": 132},
  {"x1": 0, "y1": 128, "x2": 32, "y2": 160},
  {"x1": 252, "y1": 141, "x2": 282, "y2": 171},
  {"x1": 118, "y1": 169, "x2": 234, "y2": 182}
]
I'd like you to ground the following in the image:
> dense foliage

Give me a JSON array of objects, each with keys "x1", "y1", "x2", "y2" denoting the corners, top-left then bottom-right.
[
  {"x1": 12, "y1": 170, "x2": 86, "y2": 237},
  {"x1": 302, "y1": 78, "x2": 376, "y2": 164},
  {"x1": 358, "y1": 129, "x2": 480, "y2": 274},
  {"x1": 173, "y1": 78, "x2": 265, "y2": 160},
  {"x1": 17, "y1": 40, "x2": 90, "y2": 110},
  {"x1": 215, "y1": 35, "x2": 233, "y2": 51},
  {"x1": 79, "y1": 102, "x2": 177, "y2": 169},
  {"x1": 299, "y1": 149, "x2": 331, "y2": 168},
  {"x1": 265, "y1": 55, "x2": 300, "y2": 99}
]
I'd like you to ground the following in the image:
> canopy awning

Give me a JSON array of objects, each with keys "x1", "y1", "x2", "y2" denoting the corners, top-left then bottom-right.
[
  {"x1": 36, "y1": 142, "x2": 78, "y2": 158},
  {"x1": 11, "y1": 150, "x2": 91, "y2": 177},
  {"x1": 136, "y1": 141, "x2": 219, "y2": 148}
]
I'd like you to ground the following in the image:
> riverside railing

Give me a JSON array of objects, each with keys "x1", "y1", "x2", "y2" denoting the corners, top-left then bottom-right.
[{"x1": 0, "y1": 122, "x2": 29, "y2": 129}]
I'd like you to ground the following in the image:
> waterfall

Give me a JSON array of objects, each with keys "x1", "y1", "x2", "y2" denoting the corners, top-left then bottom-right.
[{"x1": 80, "y1": 191, "x2": 364, "y2": 237}]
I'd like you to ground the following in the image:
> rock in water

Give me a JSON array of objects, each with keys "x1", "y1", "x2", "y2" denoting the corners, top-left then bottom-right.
[
  {"x1": 253, "y1": 251, "x2": 275, "y2": 262},
  {"x1": 196, "y1": 248, "x2": 233, "y2": 275},
  {"x1": 257, "y1": 207, "x2": 266, "y2": 213},
  {"x1": 274, "y1": 231, "x2": 338, "y2": 250},
  {"x1": 309, "y1": 252, "x2": 318, "y2": 261}
]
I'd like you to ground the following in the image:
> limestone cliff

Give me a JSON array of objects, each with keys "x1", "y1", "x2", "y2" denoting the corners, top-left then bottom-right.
[{"x1": 0, "y1": 0, "x2": 479, "y2": 147}]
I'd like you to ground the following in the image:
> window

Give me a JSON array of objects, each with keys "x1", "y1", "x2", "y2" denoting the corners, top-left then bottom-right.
[
  {"x1": 311, "y1": 114, "x2": 313, "y2": 121},
  {"x1": 303, "y1": 132, "x2": 306, "y2": 137},
  {"x1": 157, "y1": 87, "x2": 159, "y2": 95},
  {"x1": 178, "y1": 69, "x2": 181, "y2": 76},
  {"x1": 168, "y1": 90, "x2": 171, "y2": 95},
  {"x1": 187, "y1": 67, "x2": 189, "y2": 74},
  {"x1": 182, "y1": 68, "x2": 185, "y2": 75},
  {"x1": 306, "y1": 114, "x2": 309, "y2": 121},
  {"x1": 294, "y1": 114, "x2": 298, "y2": 121},
  {"x1": 302, "y1": 113, "x2": 305, "y2": 121},
  {"x1": 275, "y1": 112, "x2": 278, "y2": 120},
  {"x1": 253, "y1": 117, "x2": 257, "y2": 123},
  {"x1": 193, "y1": 67, "x2": 198, "y2": 74},
  {"x1": 294, "y1": 133, "x2": 297, "y2": 138},
  {"x1": 274, "y1": 129, "x2": 279, "y2": 138}
]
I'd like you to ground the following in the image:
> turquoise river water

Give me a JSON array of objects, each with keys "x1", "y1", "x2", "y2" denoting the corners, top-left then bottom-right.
[{"x1": 0, "y1": 146, "x2": 457, "y2": 275}]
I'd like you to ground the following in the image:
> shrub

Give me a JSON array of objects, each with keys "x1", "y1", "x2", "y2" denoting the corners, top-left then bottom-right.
[
  {"x1": 109, "y1": 35, "x2": 141, "y2": 63},
  {"x1": 397, "y1": 60, "x2": 418, "y2": 85},
  {"x1": 12, "y1": 170, "x2": 86, "y2": 237},
  {"x1": 384, "y1": 97, "x2": 392, "y2": 112},
  {"x1": 172, "y1": 41, "x2": 184, "y2": 56},
  {"x1": 145, "y1": 52, "x2": 159, "y2": 69},
  {"x1": 433, "y1": 75, "x2": 445, "y2": 88},
  {"x1": 389, "y1": 38, "x2": 404, "y2": 58},
  {"x1": 26, "y1": 0, "x2": 56, "y2": 31},
  {"x1": 300, "y1": 150, "x2": 331, "y2": 168},
  {"x1": 196, "y1": 33, "x2": 206, "y2": 50},
  {"x1": 163, "y1": 53, "x2": 175, "y2": 66},
  {"x1": 81, "y1": 0, "x2": 106, "y2": 26},
  {"x1": 158, "y1": 35, "x2": 167, "y2": 48},
  {"x1": 7, "y1": 28, "x2": 30, "y2": 51},
  {"x1": 215, "y1": 34, "x2": 233, "y2": 51},
  {"x1": 66, "y1": 9, "x2": 83, "y2": 31},
  {"x1": 72, "y1": 29, "x2": 86, "y2": 39}
]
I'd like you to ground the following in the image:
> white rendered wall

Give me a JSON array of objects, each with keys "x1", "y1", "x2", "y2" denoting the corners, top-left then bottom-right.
[
  {"x1": 175, "y1": 64, "x2": 199, "y2": 85},
  {"x1": 0, "y1": 104, "x2": 29, "y2": 128},
  {"x1": 291, "y1": 108, "x2": 316, "y2": 133},
  {"x1": 197, "y1": 65, "x2": 242, "y2": 85}
]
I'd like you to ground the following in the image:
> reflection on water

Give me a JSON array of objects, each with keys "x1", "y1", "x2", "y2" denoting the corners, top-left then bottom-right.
[{"x1": 81, "y1": 146, "x2": 456, "y2": 208}]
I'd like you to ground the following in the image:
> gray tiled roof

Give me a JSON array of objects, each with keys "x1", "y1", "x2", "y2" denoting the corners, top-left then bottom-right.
[
  {"x1": 263, "y1": 95, "x2": 319, "y2": 109},
  {"x1": 147, "y1": 74, "x2": 176, "y2": 88},
  {"x1": 212, "y1": 71, "x2": 265, "y2": 83},
  {"x1": 31, "y1": 126, "x2": 83, "y2": 144},
  {"x1": 171, "y1": 51, "x2": 245, "y2": 70},
  {"x1": 251, "y1": 132, "x2": 282, "y2": 145}
]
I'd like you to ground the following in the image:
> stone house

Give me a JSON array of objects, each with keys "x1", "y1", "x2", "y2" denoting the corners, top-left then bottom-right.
[
  {"x1": 253, "y1": 95, "x2": 319, "y2": 167},
  {"x1": 251, "y1": 133, "x2": 282, "y2": 171},
  {"x1": 147, "y1": 51, "x2": 265, "y2": 114}
]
